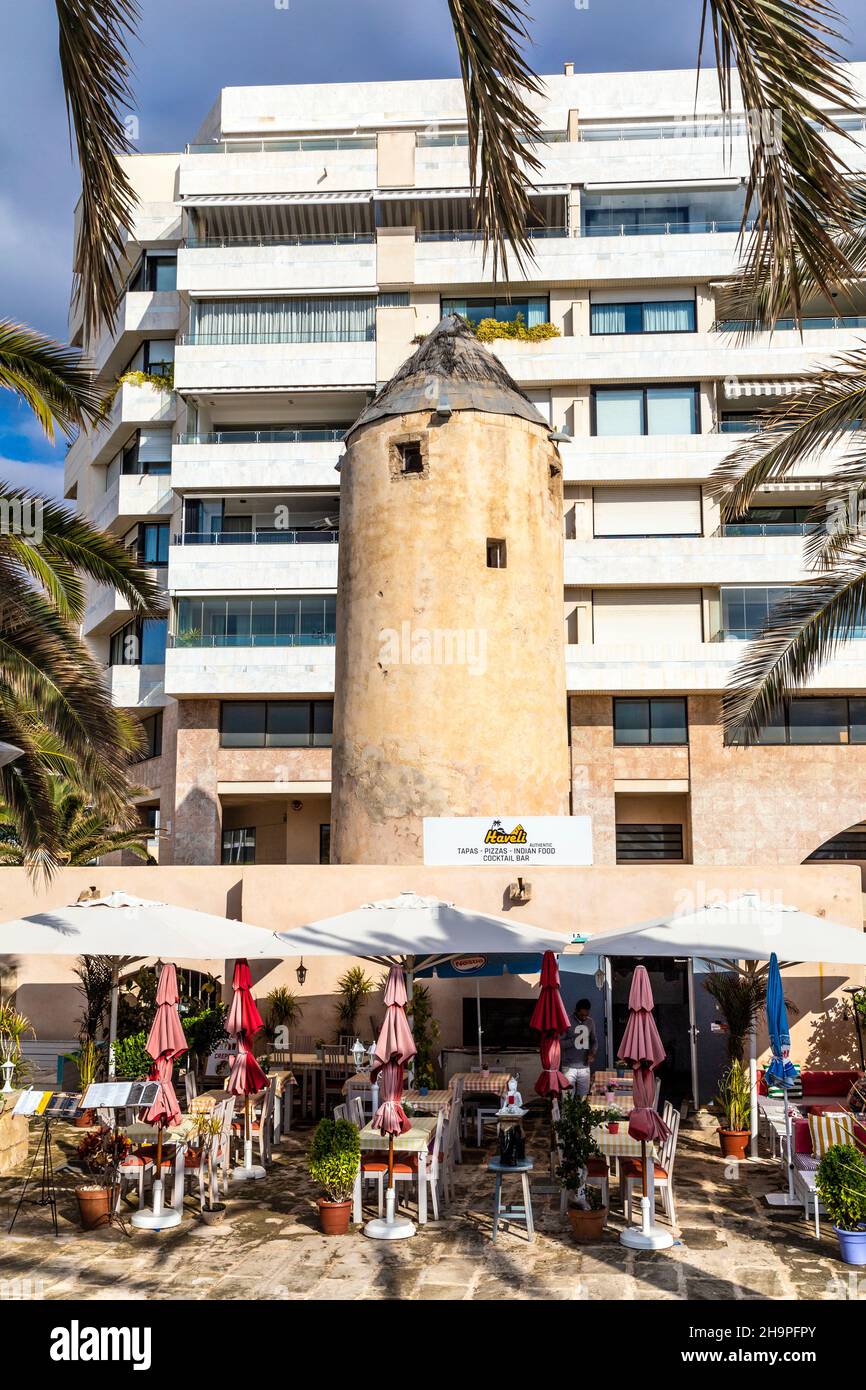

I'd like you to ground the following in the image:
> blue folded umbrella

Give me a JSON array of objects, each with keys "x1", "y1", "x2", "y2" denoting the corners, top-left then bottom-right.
[{"x1": 764, "y1": 952, "x2": 799, "y2": 1089}]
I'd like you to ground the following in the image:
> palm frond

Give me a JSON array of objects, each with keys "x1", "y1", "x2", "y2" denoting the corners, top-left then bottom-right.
[
  {"x1": 707, "y1": 352, "x2": 866, "y2": 516},
  {"x1": 0, "y1": 319, "x2": 103, "y2": 441},
  {"x1": 447, "y1": 0, "x2": 544, "y2": 281},
  {"x1": 702, "y1": 0, "x2": 857, "y2": 324},
  {"x1": 56, "y1": 0, "x2": 140, "y2": 341},
  {"x1": 721, "y1": 551, "x2": 866, "y2": 742}
]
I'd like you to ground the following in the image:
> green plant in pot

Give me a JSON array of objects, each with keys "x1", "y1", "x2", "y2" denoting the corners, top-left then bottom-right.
[
  {"x1": 715, "y1": 1059, "x2": 751, "y2": 1160},
  {"x1": 65, "y1": 1036, "x2": 101, "y2": 1126},
  {"x1": 75, "y1": 1124, "x2": 130, "y2": 1230},
  {"x1": 554, "y1": 1093, "x2": 607, "y2": 1241},
  {"x1": 265, "y1": 986, "x2": 303, "y2": 1052},
  {"x1": 190, "y1": 1110, "x2": 227, "y2": 1224},
  {"x1": 816, "y1": 1143, "x2": 866, "y2": 1265},
  {"x1": 308, "y1": 1117, "x2": 360, "y2": 1235}
]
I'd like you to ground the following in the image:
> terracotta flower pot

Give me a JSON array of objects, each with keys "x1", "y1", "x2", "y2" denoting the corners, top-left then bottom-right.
[
  {"x1": 76, "y1": 1184, "x2": 113, "y2": 1231},
  {"x1": 317, "y1": 1198, "x2": 352, "y2": 1236},
  {"x1": 74, "y1": 1109, "x2": 95, "y2": 1129},
  {"x1": 718, "y1": 1128, "x2": 750, "y2": 1160},
  {"x1": 608, "y1": 1122, "x2": 619, "y2": 1134},
  {"x1": 568, "y1": 1205, "x2": 607, "y2": 1242},
  {"x1": 200, "y1": 1203, "x2": 227, "y2": 1227}
]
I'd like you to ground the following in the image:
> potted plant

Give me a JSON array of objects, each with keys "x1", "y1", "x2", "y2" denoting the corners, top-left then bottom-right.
[
  {"x1": 715, "y1": 1058, "x2": 751, "y2": 1159},
  {"x1": 68, "y1": 1037, "x2": 100, "y2": 1126},
  {"x1": 265, "y1": 986, "x2": 303, "y2": 1054},
  {"x1": 816, "y1": 1143, "x2": 866, "y2": 1265},
  {"x1": 308, "y1": 1117, "x2": 360, "y2": 1235},
  {"x1": 555, "y1": 1093, "x2": 607, "y2": 1240},
  {"x1": 191, "y1": 1110, "x2": 227, "y2": 1225},
  {"x1": 75, "y1": 1125, "x2": 130, "y2": 1229},
  {"x1": 335, "y1": 967, "x2": 376, "y2": 1038}
]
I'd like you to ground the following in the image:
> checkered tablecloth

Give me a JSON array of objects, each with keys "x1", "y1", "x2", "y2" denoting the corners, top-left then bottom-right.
[
  {"x1": 593, "y1": 1070, "x2": 634, "y2": 1091},
  {"x1": 449, "y1": 1071, "x2": 511, "y2": 1096},
  {"x1": 359, "y1": 1115, "x2": 437, "y2": 1153},
  {"x1": 591, "y1": 1125, "x2": 654, "y2": 1159},
  {"x1": 589, "y1": 1092, "x2": 634, "y2": 1113},
  {"x1": 402, "y1": 1089, "x2": 451, "y2": 1113}
]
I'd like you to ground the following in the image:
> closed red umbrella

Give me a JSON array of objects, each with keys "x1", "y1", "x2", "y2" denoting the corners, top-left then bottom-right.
[
  {"x1": 131, "y1": 962, "x2": 187, "y2": 1230},
  {"x1": 532, "y1": 951, "x2": 571, "y2": 1097},
  {"x1": 617, "y1": 964, "x2": 672, "y2": 1251},
  {"x1": 226, "y1": 958, "x2": 268, "y2": 1179},
  {"x1": 366, "y1": 966, "x2": 416, "y2": 1240}
]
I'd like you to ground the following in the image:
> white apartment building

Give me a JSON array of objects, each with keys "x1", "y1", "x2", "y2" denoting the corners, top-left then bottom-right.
[{"x1": 64, "y1": 64, "x2": 866, "y2": 879}]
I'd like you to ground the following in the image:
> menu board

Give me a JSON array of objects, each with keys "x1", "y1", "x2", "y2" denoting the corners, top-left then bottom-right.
[{"x1": 82, "y1": 1080, "x2": 159, "y2": 1109}]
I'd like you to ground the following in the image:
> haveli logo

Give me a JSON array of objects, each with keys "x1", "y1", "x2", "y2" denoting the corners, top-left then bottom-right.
[{"x1": 484, "y1": 819, "x2": 528, "y2": 845}]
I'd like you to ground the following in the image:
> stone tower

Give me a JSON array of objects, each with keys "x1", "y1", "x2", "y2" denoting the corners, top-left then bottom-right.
[{"x1": 330, "y1": 315, "x2": 570, "y2": 864}]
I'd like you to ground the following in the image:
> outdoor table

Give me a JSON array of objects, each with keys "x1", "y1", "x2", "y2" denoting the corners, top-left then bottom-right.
[
  {"x1": 449, "y1": 1070, "x2": 511, "y2": 1096},
  {"x1": 591, "y1": 1124, "x2": 656, "y2": 1164},
  {"x1": 123, "y1": 1120, "x2": 195, "y2": 1212},
  {"x1": 589, "y1": 1091, "x2": 634, "y2": 1113},
  {"x1": 341, "y1": 1072, "x2": 372, "y2": 1095},
  {"x1": 402, "y1": 1089, "x2": 451, "y2": 1114},
  {"x1": 353, "y1": 1115, "x2": 437, "y2": 1225},
  {"x1": 593, "y1": 1070, "x2": 633, "y2": 1090}
]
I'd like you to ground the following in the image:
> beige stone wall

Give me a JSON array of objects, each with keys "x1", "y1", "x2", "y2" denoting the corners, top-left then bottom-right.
[
  {"x1": 331, "y1": 408, "x2": 571, "y2": 863},
  {"x1": 0, "y1": 1109, "x2": 29, "y2": 1176},
  {"x1": 170, "y1": 699, "x2": 221, "y2": 865}
]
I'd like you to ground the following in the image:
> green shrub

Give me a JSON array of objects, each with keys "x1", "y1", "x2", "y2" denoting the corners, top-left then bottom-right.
[
  {"x1": 554, "y1": 1093, "x2": 602, "y2": 1198},
  {"x1": 183, "y1": 1006, "x2": 228, "y2": 1068},
  {"x1": 816, "y1": 1143, "x2": 866, "y2": 1231},
  {"x1": 472, "y1": 313, "x2": 560, "y2": 343},
  {"x1": 113, "y1": 1032, "x2": 151, "y2": 1081},
  {"x1": 308, "y1": 1118, "x2": 360, "y2": 1203}
]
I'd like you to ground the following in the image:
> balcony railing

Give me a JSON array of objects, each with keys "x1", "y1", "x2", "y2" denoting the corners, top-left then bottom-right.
[
  {"x1": 715, "y1": 315, "x2": 866, "y2": 332},
  {"x1": 583, "y1": 218, "x2": 756, "y2": 238},
  {"x1": 176, "y1": 428, "x2": 346, "y2": 445},
  {"x1": 170, "y1": 632, "x2": 336, "y2": 649},
  {"x1": 185, "y1": 136, "x2": 376, "y2": 154},
  {"x1": 417, "y1": 226, "x2": 568, "y2": 242},
  {"x1": 181, "y1": 329, "x2": 374, "y2": 345},
  {"x1": 718, "y1": 522, "x2": 819, "y2": 537},
  {"x1": 176, "y1": 529, "x2": 338, "y2": 546},
  {"x1": 185, "y1": 232, "x2": 375, "y2": 249},
  {"x1": 715, "y1": 417, "x2": 765, "y2": 433}
]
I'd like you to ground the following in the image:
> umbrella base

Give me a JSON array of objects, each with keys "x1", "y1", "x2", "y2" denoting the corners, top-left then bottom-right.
[
  {"x1": 231, "y1": 1165, "x2": 266, "y2": 1181},
  {"x1": 620, "y1": 1225, "x2": 673, "y2": 1250},
  {"x1": 364, "y1": 1215, "x2": 415, "y2": 1240},
  {"x1": 130, "y1": 1207, "x2": 182, "y2": 1231},
  {"x1": 766, "y1": 1192, "x2": 801, "y2": 1207}
]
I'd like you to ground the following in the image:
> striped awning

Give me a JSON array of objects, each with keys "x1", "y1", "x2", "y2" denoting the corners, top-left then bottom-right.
[
  {"x1": 179, "y1": 191, "x2": 373, "y2": 207},
  {"x1": 184, "y1": 190, "x2": 374, "y2": 241},
  {"x1": 724, "y1": 380, "x2": 804, "y2": 398}
]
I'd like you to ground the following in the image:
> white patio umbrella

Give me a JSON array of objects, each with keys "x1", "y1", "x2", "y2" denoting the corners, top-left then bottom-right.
[
  {"x1": 0, "y1": 890, "x2": 282, "y2": 1074},
  {"x1": 569, "y1": 892, "x2": 866, "y2": 1154}
]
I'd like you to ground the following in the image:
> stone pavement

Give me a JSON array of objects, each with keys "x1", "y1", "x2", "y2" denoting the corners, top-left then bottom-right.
[{"x1": 0, "y1": 1109, "x2": 859, "y2": 1301}]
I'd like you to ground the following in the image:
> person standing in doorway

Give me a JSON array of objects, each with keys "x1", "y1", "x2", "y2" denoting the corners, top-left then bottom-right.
[{"x1": 561, "y1": 998, "x2": 598, "y2": 1098}]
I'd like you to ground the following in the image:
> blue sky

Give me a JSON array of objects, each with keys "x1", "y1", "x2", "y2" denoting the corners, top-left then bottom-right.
[{"x1": 1, "y1": 0, "x2": 864, "y2": 497}]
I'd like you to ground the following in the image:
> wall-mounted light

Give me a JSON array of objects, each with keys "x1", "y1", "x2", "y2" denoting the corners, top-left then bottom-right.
[
  {"x1": 296, "y1": 958, "x2": 307, "y2": 987},
  {"x1": 507, "y1": 877, "x2": 532, "y2": 905},
  {"x1": 594, "y1": 967, "x2": 606, "y2": 992}
]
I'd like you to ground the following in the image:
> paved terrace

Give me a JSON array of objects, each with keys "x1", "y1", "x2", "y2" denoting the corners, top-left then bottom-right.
[{"x1": 0, "y1": 1111, "x2": 856, "y2": 1301}]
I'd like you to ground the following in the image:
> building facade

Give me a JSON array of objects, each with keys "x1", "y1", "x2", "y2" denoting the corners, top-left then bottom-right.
[{"x1": 63, "y1": 65, "x2": 866, "y2": 880}]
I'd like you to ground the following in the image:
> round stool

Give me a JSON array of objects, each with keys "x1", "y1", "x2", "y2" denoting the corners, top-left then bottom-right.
[{"x1": 487, "y1": 1158, "x2": 534, "y2": 1242}]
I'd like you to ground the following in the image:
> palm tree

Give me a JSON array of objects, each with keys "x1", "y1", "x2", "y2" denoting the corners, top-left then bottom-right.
[{"x1": 0, "y1": 778, "x2": 154, "y2": 869}]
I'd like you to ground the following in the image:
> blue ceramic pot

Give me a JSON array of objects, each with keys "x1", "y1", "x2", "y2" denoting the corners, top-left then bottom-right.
[{"x1": 835, "y1": 1225, "x2": 866, "y2": 1265}]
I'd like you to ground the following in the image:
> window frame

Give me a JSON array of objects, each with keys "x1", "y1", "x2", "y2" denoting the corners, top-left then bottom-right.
[
  {"x1": 741, "y1": 695, "x2": 866, "y2": 746},
  {"x1": 132, "y1": 711, "x2": 163, "y2": 763},
  {"x1": 219, "y1": 699, "x2": 334, "y2": 748},
  {"x1": 591, "y1": 384, "x2": 701, "y2": 436},
  {"x1": 221, "y1": 826, "x2": 256, "y2": 865},
  {"x1": 613, "y1": 697, "x2": 688, "y2": 746},
  {"x1": 589, "y1": 298, "x2": 697, "y2": 336}
]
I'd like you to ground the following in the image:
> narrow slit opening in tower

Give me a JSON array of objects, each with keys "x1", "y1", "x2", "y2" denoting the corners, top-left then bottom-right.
[
  {"x1": 397, "y1": 441, "x2": 424, "y2": 474},
  {"x1": 486, "y1": 538, "x2": 507, "y2": 569}
]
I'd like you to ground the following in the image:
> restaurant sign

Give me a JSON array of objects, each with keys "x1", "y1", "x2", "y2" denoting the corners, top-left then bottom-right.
[{"x1": 422, "y1": 815, "x2": 593, "y2": 866}]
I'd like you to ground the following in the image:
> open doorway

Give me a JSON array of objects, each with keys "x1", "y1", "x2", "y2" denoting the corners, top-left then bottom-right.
[{"x1": 610, "y1": 956, "x2": 692, "y2": 1108}]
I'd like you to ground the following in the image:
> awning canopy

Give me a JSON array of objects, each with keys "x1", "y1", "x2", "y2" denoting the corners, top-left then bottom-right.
[
  {"x1": 184, "y1": 191, "x2": 374, "y2": 242},
  {"x1": 724, "y1": 380, "x2": 804, "y2": 399}
]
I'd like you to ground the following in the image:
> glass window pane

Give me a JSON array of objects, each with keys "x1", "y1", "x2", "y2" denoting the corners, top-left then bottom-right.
[
  {"x1": 849, "y1": 698, "x2": 866, "y2": 743},
  {"x1": 646, "y1": 387, "x2": 697, "y2": 435},
  {"x1": 266, "y1": 702, "x2": 310, "y2": 746},
  {"x1": 201, "y1": 599, "x2": 227, "y2": 643},
  {"x1": 225, "y1": 600, "x2": 251, "y2": 646},
  {"x1": 650, "y1": 698, "x2": 687, "y2": 744},
  {"x1": 140, "y1": 619, "x2": 167, "y2": 665},
  {"x1": 788, "y1": 697, "x2": 848, "y2": 744},
  {"x1": 614, "y1": 699, "x2": 649, "y2": 744},
  {"x1": 594, "y1": 389, "x2": 644, "y2": 436},
  {"x1": 642, "y1": 301, "x2": 695, "y2": 332},
  {"x1": 221, "y1": 702, "x2": 266, "y2": 747},
  {"x1": 250, "y1": 599, "x2": 275, "y2": 644},
  {"x1": 591, "y1": 303, "x2": 627, "y2": 334},
  {"x1": 275, "y1": 598, "x2": 300, "y2": 639},
  {"x1": 150, "y1": 257, "x2": 177, "y2": 292},
  {"x1": 313, "y1": 701, "x2": 334, "y2": 746},
  {"x1": 756, "y1": 706, "x2": 787, "y2": 744}
]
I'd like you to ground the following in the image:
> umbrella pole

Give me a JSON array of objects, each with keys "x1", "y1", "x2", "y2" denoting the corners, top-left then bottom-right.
[
  {"x1": 108, "y1": 963, "x2": 119, "y2": 1080},
  {"x1": 766, "y1": 1085, "x2": 800, "y2": 1206},
  {"x1": 476, "y1": 981, "x2": 483, "y2": 1068},
  {"x1": 154, "y1": 1129, "x2": 164, "y2": 1216}
]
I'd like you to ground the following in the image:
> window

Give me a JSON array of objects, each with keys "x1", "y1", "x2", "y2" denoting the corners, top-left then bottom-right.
[
  {"x1": 132, "y1": 252, "x2": 177, "y2": 293},
  {"x1": 319, "y1": 823, "x2": 331, "y2": 865},
  {"x1": 143, "y1": 340, "x2": 175, "y2": 379},
  {"x1": 221, "y1": 827, "x2": 256, "y2": 865},
  {"x1": 175, "y1": 596, "x2": 336, "y2": 648},
  {"x1": 441, "y1": 296, "x2": 549, "y2": 328},
  {"x1": 807, "y1": 824, "x2": 866, "y2": 862},
  {"x1": 109, "y1": 617, "x2": 168, "y2": 667},
  {"x1": 378, "y1": 292, "x2": 409, "y2": 307},
  {"x1": 188, "y1": 296, "x2": 377, "y2": 345},
  {"x1": 462, "y1": 997, "x2": 535, "y2": 1049},
  {"x1": 720, "y1": 587, "x2": 797, "y2": 641},
  {"x1": 614, "y1": 698, "x2": 687, "y2": 745},
  {"x1": 134, "y1": 523, "x2": 169, "y2": 566},
  {"x1": 721, "y1": 506, "x2": 816, "y2": 537},
  {"x1": 592, "y1": 386, "x2": 699, "y2": 436},
  {"x1": 220, "y1": 700, "x2": 334, "y2": 748},
  {"x1": 616, "y1": 824, "x2": 684, "y2": 862},
  {"x1": 584, "y1": 204, "x2": 688, "y2": 236},
  {"x1": 398, "y1": 441, "x2": 423, "y2": 474},
  {"x1": 133, "y1": 712, "x2": 163, "y2": 762},
  {"x1": 120, "y1": 429, "x2": 171, "y2": 477},
  {"x1": 590, "y1": 300, "x2": 696, "y2": 334},
  {"x1": 486, "y1": 538, "x2": 507, "y2": 569},
  {"x1": 142, "y1": 806, "x2": 160, "y2": 859},
  {"x1": 746, "y1": 696, "x2": 866, "y2": 745}
]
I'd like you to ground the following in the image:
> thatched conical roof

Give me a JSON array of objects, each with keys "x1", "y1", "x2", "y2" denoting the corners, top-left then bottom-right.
[{"x1": 345, "y1": 314, "x2": 548, "y2": 442}]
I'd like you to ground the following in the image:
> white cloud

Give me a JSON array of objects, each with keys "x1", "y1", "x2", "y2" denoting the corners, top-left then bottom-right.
[{"x1": 0, "y1": 456, "x2": 66, "y2": 499}]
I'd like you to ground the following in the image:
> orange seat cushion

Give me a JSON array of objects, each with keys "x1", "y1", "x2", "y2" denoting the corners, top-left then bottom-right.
[
  {"x1": 362, "y1": 1161, "x2": 416, "y2": 1176},
  {"x1": 620, "y1": 1158, "x2": 668, "y2": 1180}
]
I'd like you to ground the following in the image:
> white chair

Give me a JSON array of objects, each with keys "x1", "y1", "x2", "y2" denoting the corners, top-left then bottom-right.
[
  {"x1": 622, "y1": 1101, "x2": 681, "y2": 1228},
  {"x1": 232, "y1": 1082, "x2": 274, "y2": 1168},
  {"x1": 333, "y1": 1102, "x2": 349, "y2": 1123},
  {"x1": 440, "y1": 1094, "x2": 463, "y2": 1209},
  {"x1": 346, "y1": 1076, "x2": 371, "y2": 1121},
  {"x1": 393, "y1": 1108, "x2": 445, "y2": 1221},
  {"x1": 115, "y1": 1153, "x2": 154, "y2": 1213},
  {"x1": 549, "y1": 1099, "x2": 609, "y2": 1219},
  {"x1": 214, "y1": 1096, "x2": 236, "y2": 1195},
  {"x1": 349, "y1": 1096, "x2": 365, "y2": 1128}
]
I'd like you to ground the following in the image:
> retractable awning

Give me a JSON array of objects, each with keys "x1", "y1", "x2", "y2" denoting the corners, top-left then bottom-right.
[
  {"x1": 182, "y1": 190, "x2": 374, "y2": 242},
  {"x1": 724, "y1": 380, "x2": 804, "y2": 398}
]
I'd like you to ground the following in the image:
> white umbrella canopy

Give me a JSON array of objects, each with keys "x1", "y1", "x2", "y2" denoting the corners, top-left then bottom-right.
[
  {"x1": 0, "y1": 890, "x2": 280, "y2": 962},
  {"x1": 275, "y1": 890, "x2": 569, "y2": 971},
  {"x1": 567, "y1": 892, "x2": 866, "y2": 968}
]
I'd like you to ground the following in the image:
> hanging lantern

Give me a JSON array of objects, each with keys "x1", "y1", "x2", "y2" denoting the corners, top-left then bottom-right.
[{"x1": 296, "y1": 958, "x2": 307, "y2": 987}]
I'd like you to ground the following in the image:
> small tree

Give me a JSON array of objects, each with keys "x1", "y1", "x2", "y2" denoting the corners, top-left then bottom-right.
[
  {"x1": 703, "y1": 968, "x2": 798, "y2": 1063},
  {"x1": 407, "y1": 983, "x2": 441, "y2": 1089},
  {"x1": 265, "y1": 986, "x2": 303, "y2": 1047},
  {"x1": 308, "y1": 1118, "x2": 360, "y2": 1204},
  {"x1": 816, "y1": 1144, "x2": 866, "y2": 1232},
  {"x1": 554, "y1": 1094, "x2": 603, "y2": 1210}
]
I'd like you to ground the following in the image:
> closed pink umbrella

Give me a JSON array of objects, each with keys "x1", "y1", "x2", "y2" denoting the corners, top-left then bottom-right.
[
  {"x1": 366, "y1": 966, "x2": 416, "y2": 1240},
  {"x1": 131, "y1": 962, "x2": 187, "y2": 1230},
  {"x1": 532, "y1": 952, "x2": 571, "y2": 1098},
  {"x1": 617, "y1": 964, "x2": 672, "y2": 1251},
  {"x1": 226, "y1": 958, "x2": 268, "y2": 1180}
]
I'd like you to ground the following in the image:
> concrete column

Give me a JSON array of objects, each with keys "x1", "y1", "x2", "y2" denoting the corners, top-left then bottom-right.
[{"x1": 171, "y1": 699, "x2": 221, "y2": 865}]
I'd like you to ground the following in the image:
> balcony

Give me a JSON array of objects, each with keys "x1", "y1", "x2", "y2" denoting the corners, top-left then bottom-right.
[
  {"x1": 566, "y1": 640, "x2": 866, "y2": 694},
  {"x1": 178, "y1": 142, "x2": 378, "y2": 201},
  {"x1": 164, "y1": 642, "x2": 336, "y2": 698},
  {"x1": 90, "y1": 291, "x2": 180, "y2": 378},
  {"x1": 86, "y1": 381, "x2": 176, "y2": 468},
  {"x1": 177, "y1": 237, "x2": 377, "y2": 295},
  {"x1": 106, "y1": 663, "x2": 167, "y2": 710},
  {"x1": 558, "y1": 433, "x2": 733, "y2": 484},
  {"x1": 91, "y1": 473, "x2": 174, "y2": 534},
  {"x1": 171, "y1": 432, "x2": 344, "y2": 491},
  {"x1": 173, "y1": 339, "x2": 376, "y2": 393},
  {"x1": 168, "y1": 539, "x2": 338, "y2": 593},
  {"x1": 564, "y1": 535, "x2": 812, "y2": 588}
]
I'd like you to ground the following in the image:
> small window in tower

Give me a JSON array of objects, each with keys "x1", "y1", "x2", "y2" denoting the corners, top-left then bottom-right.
[
  {"x1": 486, "y1": 538, "x2": 507, "y2": 569},
  {"x1": 398, "y1": 441, "x2": 424, "y2": 474}
]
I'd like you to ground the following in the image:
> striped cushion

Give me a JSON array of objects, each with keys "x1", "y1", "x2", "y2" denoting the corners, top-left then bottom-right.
[
  {"x1": 808, "y1": 1110, "x2": 855, "y2": 1158},
  {"x1": 766, "y1": 1064, "x2": 802, "y2": 1099}
]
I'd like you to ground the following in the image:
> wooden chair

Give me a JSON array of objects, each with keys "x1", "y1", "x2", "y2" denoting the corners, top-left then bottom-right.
[
  {"x1": 321, "y1": 1048, "x2": 349, "y2": 1116},
  {"x1": 333, "y1": 1102, "x2": 349, "y2": 1123},
  {"x1": 349, "y1": 1096, "x2": 365, "y2": 1128},
  {"x1": 183, "y1": 1071, "x2": 198, "y2": 1109},
  {"x1": 440, "y1": 1089, "x2": 464, "y2": 1208},
  {"x1": 621, "y1": 1101, "x2": 681, "y2": 1228}
]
